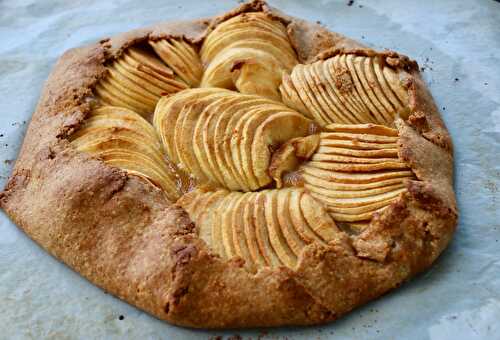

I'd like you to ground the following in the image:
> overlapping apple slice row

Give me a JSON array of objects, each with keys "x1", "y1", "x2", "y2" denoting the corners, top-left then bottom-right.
[
  {"x1": 95, "y1": 45, "x2": 193, "y2": 117},
  {"x1": 200, "y1": 12, "x2": 298, "y2": 101},
  {"x1": 70, "y1": 106, "x2": 180, "y2": 200},
  {"x1": 154, "y1": 88, "x2": 314, "y2": 192},
  {"x1": 149, "y1": 38, "x2": 203, "y2": 87},
  {"x1": 178, "y1": 187, "x2": 340, "y2": 269},
  {"x1": 299, "y1": 124, "x2": 415, "y2": 225},
  {"x1": 280, "y1": 54, "x2": 410, "y2": 126}
]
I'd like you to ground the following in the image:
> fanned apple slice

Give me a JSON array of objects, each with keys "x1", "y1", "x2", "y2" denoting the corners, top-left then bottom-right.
[
  {"x1": 316, "y1": 146, "x2": 398, "y2": 158},
  {"x1": 301, "y1": 166, "x2": 414, "y2": 184},
  {"x1": 279, "y1": 73, "x2": 312, "y2": 118},
  {"x1": 310, "y1": 60, "x2": 356, "y2": 124},
  {"x1": 177, "y1": 189, "x2": 209, "y2": 221},
  {"x1": 154, "y1": 88, "x2": 228, "y2": 165},
  {"x1": 307, "y1": 160, "x2": 409, "y2": 172},
  {"x1": 361, "y1": 56, "x2": 395, "y2": 123},
  {"x1": 95, "y1": 47, "x2": 188, "y2": 117},
  {"x1": 304, "y1": 61, "x2": 346, "y2": 124},
  {"x1": 194, "y1": 96, "x2": 239, "y2": 187},
  {"x1": 294, "y1": 123, "x2": 416, "y2": 224},
  {"x1": 269, "y1": 135, "x2": 320, "y2": 188},
  {"x1": 177, "y1": 189, "x2": 231, "y2": 254},
  {"x1": 237, "y1": 103, "x2": 299, "y2": 189},
  {"x1": 333, "y1": 54, "x2": 374, "y2": 122},
  {"x1": 213, "y1": 96, "x2": 271, "y2": 190},
  {"x1": 174, "y1": 103, "x2": 204, "y2": 176},
  {"x1": 219, "y1": 193, "x2": 240, "y2": 259},
  {"x1": 71, "y1": 106, "x2": 179, "y2": 199},
  {"x1": 382, "y1": 63, "x2": 410, "y2": 106},
  {"x1": 231, "y1": 192, "x2": 256, "y2": 267},
  {"x1": 311, "y1": 188, "x2": 406, "y2": 207},
  {"x1": 231, "y1": 52, "x2": 285, "y2": 101},
  {"x1": 174, "y1": 92, "x2": 235, "y2": 181},
  {"x1": 222, "y1": 39, "x2": 297, "y2": 70},
  {"x1": 372, "y1": 57, "x2": 407, "y2": 114},
  {"x1": 300, "y1": 192, "x2": 340, "y2": 242},
  {"x1": 323, "y1": 58, "x2": 366, "y2": 123},
  {"x1": 320, "y1": 132, "x2": 399, "y2": 144},
  {"x1": 201, "y1": 13, "x2": 294, "y2": 62},
  {"x1": 222, "y1": 98, "x2": 276, "y2": 191},
  {"x1": 276, "y1": 189, "x2": 307, "y2": 256},
  {"x1": 320, "y1": 138, "x2": 398, "y2": 150},
  {"x1": 242, "y1": 193, "x2": 268, "y2": 267},
  {"x1": 196, "y1": 190, "x2": 231, "y2": 246},
  {"x1": 201, "y1": 12, "x2": 298, "y2": 98},
  {"x1": 346, "y1": 54, "x2": 387, "y2": 125},
  {"x1": 303, "y1": 173, "x2": 408, "y2": 191},
  {"x1": 263, "y1": 190, "x2": 297, "y2": 268},
  {"x1": 202, "y1": 47, "x2": 286, "y2": 100},
  {"x1": 253, "y1": 192, "x2": 283, "y2": 268},
  {"x1": 252, "y1": 112, "x2": 312, "y2": 187},
  {"x1": 291, "y1": 64, "x2": 330, "y2": 125},
  {"x1": 288, "y1": 189, "x2": 327, "y2": 244},
  {"x1": 149, "y1": 38, "x2": 203, "y2": 86}
]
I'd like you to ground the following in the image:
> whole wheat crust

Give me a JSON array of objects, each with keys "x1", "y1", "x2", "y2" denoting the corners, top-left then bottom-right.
[{"x1": 0, "y1": 1, "x2": 457, "y2": 328}]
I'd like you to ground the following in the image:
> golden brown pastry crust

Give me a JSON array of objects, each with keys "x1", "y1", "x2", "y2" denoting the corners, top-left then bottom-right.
[{"x1": 0, "y1": 0, "x2": 457, "y2": 328}]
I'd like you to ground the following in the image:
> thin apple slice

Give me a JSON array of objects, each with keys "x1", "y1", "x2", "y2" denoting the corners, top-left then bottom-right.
[
  {"x1": 310, "y1": 60, "x2": 355, "y2": 124},
  {"x1": 302, "y1": 172, "x2": 408, "y2": 191},
  {"x1": 238, "y1": 102, "x2": 297, "y2": 189},
  {"x1": 323, "y1": 57, "x2": 365, "y2": 123},
  {"x1": 279, "y1": 73, "x2": 312, "y2": 118},
  {"x1": 251, "y1": 111, "x2": 312, "y2": 187},
  {"x1": 331, "y1": 55, "x2": 374, "y2": 123},
  {"x1": 242, "y1": 193, "x2": 268, "y2": 267},
  {"x1": 346, "y1": 54, "x2": 387, "y2": 125},
  {"x1": 301, "y1": 165, "x2": 414, "y2": 184},
  {"x1": 288, "y1": 189, "x2": 326, "y2": 244},
  {"x1": 194, "y1": 96, "x2": 237, "y2": 186},
  {"x1": 263, "y1": 190, "x2": 297, "y2": 268},
  {"x1": 149, "y1": 38, "x2": 203, "y2": 87},
  {"x1": 362, "y1": 56, "x2": 395, "y2": 123},
  {"x1": 219, "y1": 193, "x2": 240, "y2": 259},
  {"x1": 231, "y1": 192, "x2": 256, "y2": 267},
  {"x1": 276, "y1": 189, "x2": 307, "y2": 257},
  {"x1": 372, "y1": 57, "x2": 406, "y2": 113},
  {"x1": 253, "y1": 192, "x2": 283, "y2": 268},
  {"x1": 300, "y1": 192, "x2": 339, "y2": 242}
]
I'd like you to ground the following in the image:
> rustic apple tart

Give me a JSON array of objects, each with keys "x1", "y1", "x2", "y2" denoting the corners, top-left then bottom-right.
[{"x1": 0, "y1": 0, "x2": 457, "y2": 329}]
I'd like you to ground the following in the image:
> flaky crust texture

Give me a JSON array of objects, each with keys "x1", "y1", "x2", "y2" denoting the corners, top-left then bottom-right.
[{"x1": 1, "y1": 0, "x2": 457, "y2": 328}]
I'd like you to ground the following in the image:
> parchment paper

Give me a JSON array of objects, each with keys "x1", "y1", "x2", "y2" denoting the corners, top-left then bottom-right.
[{"x1": 1, "y1": 0, "x2": 499, "y2": 339}]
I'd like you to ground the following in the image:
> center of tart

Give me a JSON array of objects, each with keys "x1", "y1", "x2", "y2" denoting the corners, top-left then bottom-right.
[{"x1": 70, "y1": 11, "x2": 416, "y2": 271}]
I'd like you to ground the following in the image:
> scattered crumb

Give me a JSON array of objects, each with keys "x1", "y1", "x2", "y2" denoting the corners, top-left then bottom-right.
[
  {"x1": 484, "y1": 82, "x2": 489, "y2": 85},
  {"x1": 118, "y1": 315, "x2": 124, "y2": 320},
  {"x1": 4, "y1": 159, "x2": 13, "y2": 165},
  {"x1": 454, "y1": 78, "x2": 459, "y2": 82},
  {"x1": 442, "y1": 107, "x2": 446, "y2": 111},
  {"x1": 316, "y1": 20, "x2": 322, "y2": 25},
  {"x1": 228, "y1": 335, "x2": 242, "y2": 340},
  {"x1": 358, "y1": 4, "x2": 363, "y2": 8},
  {"x1": 0, "y1": 134, "x2": 3, "y2": 137},
  {"x1": 347, "y1": 0, "x2": 355, "y2": 6}
]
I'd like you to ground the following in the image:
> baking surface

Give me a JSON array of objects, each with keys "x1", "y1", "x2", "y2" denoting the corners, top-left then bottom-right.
[{"x1": 0, "y1": 0, "x2": 499, "y2": 339}]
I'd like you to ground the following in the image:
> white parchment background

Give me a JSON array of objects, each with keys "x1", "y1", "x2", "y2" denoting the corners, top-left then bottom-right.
[{"x1": 1, "y1": 0, "x2": 499, "y2": 339}]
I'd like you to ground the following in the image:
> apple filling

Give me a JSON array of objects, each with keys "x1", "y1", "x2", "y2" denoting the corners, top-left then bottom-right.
[{"x1": 72, "y1": 12, "x2": 417, "y2": 269}]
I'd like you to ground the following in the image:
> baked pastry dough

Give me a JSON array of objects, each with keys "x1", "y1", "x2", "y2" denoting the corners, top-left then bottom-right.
[{"x1": 0, "y1": 0, "x2": 457, "y2": 329}]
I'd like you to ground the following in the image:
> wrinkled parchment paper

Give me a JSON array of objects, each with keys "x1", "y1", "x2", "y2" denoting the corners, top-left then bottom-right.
[{"x1": 1, "y1": 0, "x2": 499, "y2": 339}]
